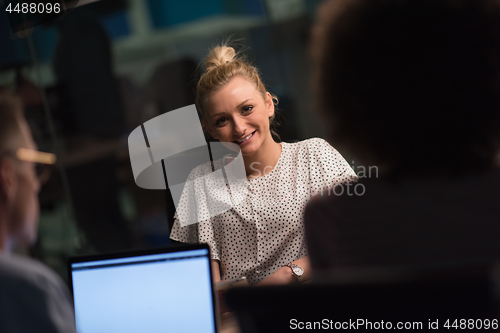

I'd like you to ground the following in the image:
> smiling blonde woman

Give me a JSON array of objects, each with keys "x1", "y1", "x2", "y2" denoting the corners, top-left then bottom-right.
[{"x1": 170, "y1": 44, "x2": 357, "y2": 285}]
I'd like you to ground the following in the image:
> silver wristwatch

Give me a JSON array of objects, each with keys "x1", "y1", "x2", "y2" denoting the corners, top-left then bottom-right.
[{"x1": 286, "y1": 262, "x2": 304, "y2": 282}]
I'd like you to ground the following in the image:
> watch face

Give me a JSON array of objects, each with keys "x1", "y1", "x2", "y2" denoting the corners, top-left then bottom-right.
[{"x1": 293, "y1": 266, "x2": 304, "y2": 276}]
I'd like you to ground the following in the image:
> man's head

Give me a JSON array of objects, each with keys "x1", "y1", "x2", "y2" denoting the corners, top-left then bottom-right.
[
  {"x1": 311, "y1": 0, "x2": 500, "y2": 176},
  {"x1": 0, "y1": 93, "x2": 40, "y2": 252}
]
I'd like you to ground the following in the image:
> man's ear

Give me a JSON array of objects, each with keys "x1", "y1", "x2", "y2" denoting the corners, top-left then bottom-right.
[
  {"x1": 0, "y1": 158, "x2": 17, "y2": 203},
  {"x1": 266, "y1": 92, "x2": 275, "y2": 118}
]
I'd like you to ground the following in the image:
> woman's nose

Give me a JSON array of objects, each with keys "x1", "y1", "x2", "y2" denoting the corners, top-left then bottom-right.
[{"x1": 232, "y1": 117, "x2": 246, "y2": 136}]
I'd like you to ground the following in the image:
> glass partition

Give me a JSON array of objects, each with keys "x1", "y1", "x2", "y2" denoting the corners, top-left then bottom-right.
[{"x1": 0, "y1": 0, "x2": 327, "y2": 280}]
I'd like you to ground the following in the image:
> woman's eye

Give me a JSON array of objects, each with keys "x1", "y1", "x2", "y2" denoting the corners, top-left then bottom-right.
[
  {"x1": 215, "y1": 117, "x2": 228, "y2": 126},
  {"x1": 242, "y1": 106, "x2": 253, "y2": 113}
]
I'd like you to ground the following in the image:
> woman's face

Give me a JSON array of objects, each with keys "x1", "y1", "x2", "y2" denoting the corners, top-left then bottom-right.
[{"x1": 205, "y1": 76, "x2": 275, "y2": 157}]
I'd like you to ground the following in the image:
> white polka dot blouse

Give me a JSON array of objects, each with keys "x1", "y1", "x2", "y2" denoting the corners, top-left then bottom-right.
[{"x1": 170, "y1": 138, "x2": 357, "y2": 285}]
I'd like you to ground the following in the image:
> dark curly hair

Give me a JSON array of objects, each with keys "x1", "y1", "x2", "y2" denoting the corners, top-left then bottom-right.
[{"x1": 311, "y1": 0, "x2": 500, "y2": 176}]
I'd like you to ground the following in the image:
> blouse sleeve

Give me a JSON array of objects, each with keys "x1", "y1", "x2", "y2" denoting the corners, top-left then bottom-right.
[
  {"x1": 170, "y1": 214, "x2": 221, "y2": 261},
  {"x1": 307, "y1": 138, "x2": 358, "y2": 194},
  {"x1": 169, "y1": 162, "x2": 222, "y2": 261}
]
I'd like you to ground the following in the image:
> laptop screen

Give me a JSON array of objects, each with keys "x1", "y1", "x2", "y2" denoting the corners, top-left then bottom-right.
[{"x1": 69, "y1": 245, "x2": 217, "y2": 333}]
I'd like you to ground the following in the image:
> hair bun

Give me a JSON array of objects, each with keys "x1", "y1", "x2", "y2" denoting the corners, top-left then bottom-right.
[{"x1": 205, "y1": 46, "x2": 236, "y2": 71}]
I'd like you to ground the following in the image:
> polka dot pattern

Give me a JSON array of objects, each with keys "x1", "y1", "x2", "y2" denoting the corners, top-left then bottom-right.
[{"x1": 170, "y1": 138, "x2": 357, "y2": 285}]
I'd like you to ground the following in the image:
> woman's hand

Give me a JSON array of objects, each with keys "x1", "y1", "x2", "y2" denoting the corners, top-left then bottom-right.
[
  {"x1": 257, "y1": 256, "x2": 312, "y2": 286},
  {"x1": 211, "y1": 260, "x2": 221, "y2": 283},
  {"x1": 257, "y1": 266, "x2": 296, "y2": 286}
]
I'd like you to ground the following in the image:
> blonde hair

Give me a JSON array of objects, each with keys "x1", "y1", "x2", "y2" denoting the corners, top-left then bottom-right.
[{"x1": 196, "y1": 44, "x2": 281, "y2": 141}]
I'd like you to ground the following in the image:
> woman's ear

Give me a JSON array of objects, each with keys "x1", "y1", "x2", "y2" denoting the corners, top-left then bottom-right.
[{"x1": 266, "y1": 92, "x2": 275, "y2": 118}]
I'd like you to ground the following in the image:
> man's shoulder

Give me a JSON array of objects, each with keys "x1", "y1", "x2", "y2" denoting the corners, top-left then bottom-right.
[
  {"x1": 0, "y1": 253, "x2": 77, "y2": 333},
  {"x1": 304, "y1": 190, "x2": 339, "y2": 215},
  {"x1": 0, "y1": 253, "x2": 64, "y2": 289}
]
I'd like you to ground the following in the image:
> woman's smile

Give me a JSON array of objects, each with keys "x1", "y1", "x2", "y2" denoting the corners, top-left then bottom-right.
[{"x1": 234, "y1": 130, "x2": 256, "y2": 145}]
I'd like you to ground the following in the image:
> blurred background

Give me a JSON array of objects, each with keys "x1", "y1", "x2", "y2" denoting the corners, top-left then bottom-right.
[{"x1": 0, "y1": 0, "x2": 331, "y2": 281}]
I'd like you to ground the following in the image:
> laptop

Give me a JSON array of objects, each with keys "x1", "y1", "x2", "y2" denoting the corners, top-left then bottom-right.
[{"x1": 68, "y1": 244, "x2": 218, "y2": 333}]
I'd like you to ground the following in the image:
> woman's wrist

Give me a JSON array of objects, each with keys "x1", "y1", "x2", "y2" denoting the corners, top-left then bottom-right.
[
  {"x1": 258, "y1": 266, "x2": 294, "y2": 285},
  {"x1": 280, "y1": 265, "x2": 298, "y2": 284},
  {"x1": 284, "y1": 262, "x2": 304, "y2": 282}
]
